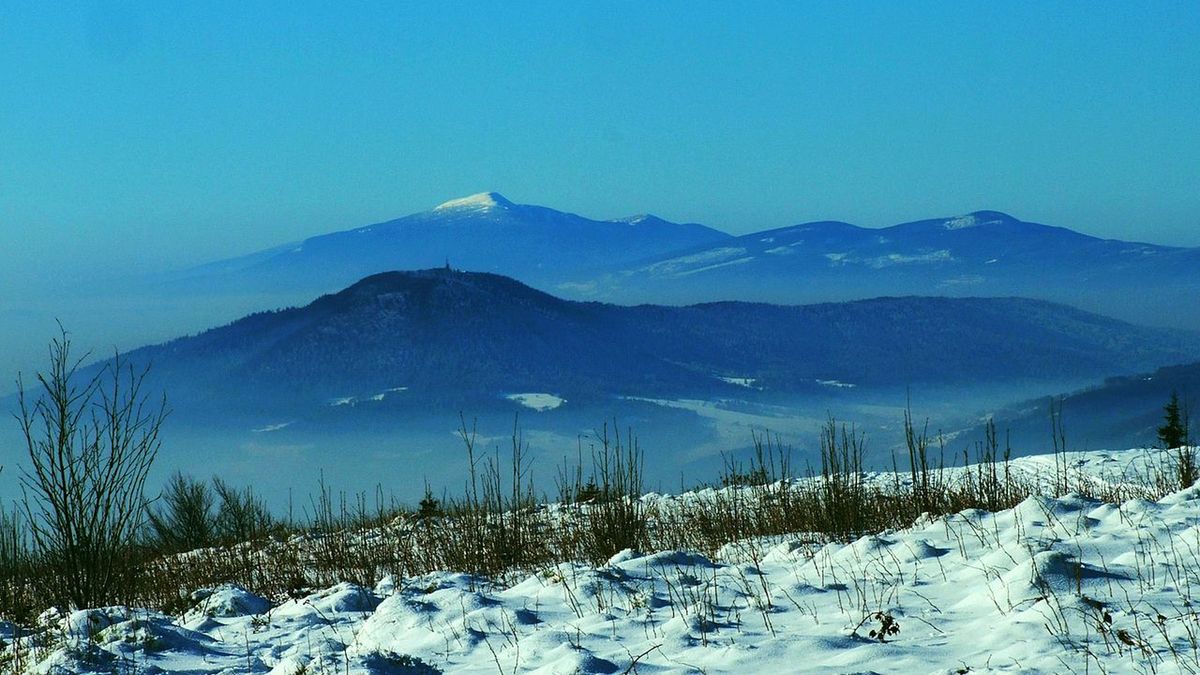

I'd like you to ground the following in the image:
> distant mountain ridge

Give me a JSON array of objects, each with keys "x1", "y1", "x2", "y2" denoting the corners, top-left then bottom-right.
[
  {"x1": 589, "y1": 210, "x2": 1200, "y2": 318},
  {"x1": 170, "y1": 195, "x2": 1200, "y2": 330},
  {"x1": 173, "y1": 192, "x2": 730, "y2": 294},
  {"x1": 113, "y1": 269, "x2": 1200, "y2": 420}
]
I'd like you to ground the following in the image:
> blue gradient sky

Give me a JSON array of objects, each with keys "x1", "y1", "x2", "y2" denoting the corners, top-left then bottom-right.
[{"x1": 2, "y1": 2, "x2": 1198, "y2": 286}]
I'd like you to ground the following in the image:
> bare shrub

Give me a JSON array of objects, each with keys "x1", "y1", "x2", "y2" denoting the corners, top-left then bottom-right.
[{"x1": 16, "y1": 329, "x2": 167, "y2": 609}]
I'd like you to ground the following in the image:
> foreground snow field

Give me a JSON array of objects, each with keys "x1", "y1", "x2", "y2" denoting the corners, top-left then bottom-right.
[{"x1": 9, "y1": 449, "x2": 1200, "y2": 674}]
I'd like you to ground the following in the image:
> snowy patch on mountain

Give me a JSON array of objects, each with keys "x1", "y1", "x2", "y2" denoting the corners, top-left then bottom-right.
[
  {"x1": 637, "y1": 247, "x2": 751, "y2": 276},
  {"x1": 433, "y1": 192, "x2": 512, "y2": 212},
  {"x1": 944, "y1": 213, "x2": 1006, "y2": 230},
  {"x1": 636, "y1": 248, "x2": 758, "y2": 277},
  {"x1": 327, "y1": 388, "x2": 407, "y2": 408},
  {"x1": 825, "y1": 249, "x2": 954, "y2": 268},
  {"x1": 865, "y1": 249, "x2": 954, "y2": 268},
  {"x1": 943, "y1": 214, "x2": 980, "y2": 229},
  {"x1": 505, "y1": 392, "x2": 565, "y2": 411},
  {"x1": 718, "y1": 376, "x2": 758, "y2": 388},
  {"x1": 816, "y1": 379, "x2": 856, "y2": 389},
  {"x1": 673, "y1": 256, "x2": 755, "y2": 277}
]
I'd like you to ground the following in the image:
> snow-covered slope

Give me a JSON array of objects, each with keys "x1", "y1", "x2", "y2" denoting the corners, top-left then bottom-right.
[{"x1": 14, "y1": 448, "x2": 1200, "y2": 674}]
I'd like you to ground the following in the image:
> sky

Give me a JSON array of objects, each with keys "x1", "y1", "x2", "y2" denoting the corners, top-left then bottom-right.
[{"x1": 1, "y1": 1, "x2": 1198, "y2": 288}]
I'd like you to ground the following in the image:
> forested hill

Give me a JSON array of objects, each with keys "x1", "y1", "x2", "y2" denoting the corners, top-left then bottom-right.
[{"x1": 101, "y1": 269, "x2": 1200, "y2": 415}]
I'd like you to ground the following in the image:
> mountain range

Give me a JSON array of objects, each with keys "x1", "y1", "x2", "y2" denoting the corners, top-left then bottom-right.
[
  {"x1": 587, "y1": 211, "x2": 1200, "y2": 324},
  {"x1": 171, "y1": 194, "x2": 1200, "y2": 331},
  {"x1": 109, "y1": 269, "x2": 1200, "y2": 424}
]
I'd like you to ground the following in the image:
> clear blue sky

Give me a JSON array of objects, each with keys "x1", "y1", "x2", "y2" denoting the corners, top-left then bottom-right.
[{"x1": 2, "y1": 1, "x2": 1198, "y2": 286}]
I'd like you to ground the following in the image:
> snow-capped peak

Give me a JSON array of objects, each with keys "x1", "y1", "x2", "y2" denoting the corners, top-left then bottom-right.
[{"x1": 434, "y1": 192, "x2": 513, "y2": 212}]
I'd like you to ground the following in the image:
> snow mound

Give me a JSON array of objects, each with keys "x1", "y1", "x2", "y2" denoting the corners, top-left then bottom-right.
[{"x1": 183, "y1": 585, "x2": 270, "y2": 622}]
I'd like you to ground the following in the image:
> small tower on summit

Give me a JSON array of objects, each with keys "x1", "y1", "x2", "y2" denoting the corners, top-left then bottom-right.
[{"x1": 444, "y1": 258, "x2": 451, "y2": 272}]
